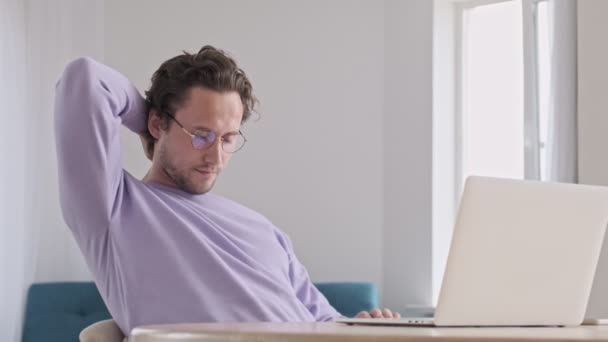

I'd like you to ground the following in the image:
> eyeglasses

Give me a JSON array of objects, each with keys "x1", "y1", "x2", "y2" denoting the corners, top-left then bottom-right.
[{"x1": 166, "y1": 114, "x2": 247, "y2": 153}]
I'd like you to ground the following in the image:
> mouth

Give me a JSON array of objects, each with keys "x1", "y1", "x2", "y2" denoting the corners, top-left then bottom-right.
[{"x1": 194, "y1": 168, "x2": 217, "y2": 175}]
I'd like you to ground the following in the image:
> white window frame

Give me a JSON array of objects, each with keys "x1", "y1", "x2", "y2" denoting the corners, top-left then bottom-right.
[
  {"x1": 431, "y1": 0, "x2": 549, "y2": 303},
  {"x1": 453, "y1": 0, "x2": 546, "y2": 195}
]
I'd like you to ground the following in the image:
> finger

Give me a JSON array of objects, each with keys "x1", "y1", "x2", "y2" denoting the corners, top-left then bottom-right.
[
  {"x1": 356, "y1": 311, "x2": 371, "y2": 318},
  {"x1": 395, "y1": 312, "x2": 401, "y2": 318},
  {"x1": 370, "y1": 308, "x2": 383, "y2": 318},
  {"x1": 382, "y1": 308, "x2": 393, "y2": 318}
]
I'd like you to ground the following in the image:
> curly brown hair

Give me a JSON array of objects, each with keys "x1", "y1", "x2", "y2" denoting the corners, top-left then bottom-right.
[{"x1": 143, "y1": 45, "x2": 257, "y2": 156}]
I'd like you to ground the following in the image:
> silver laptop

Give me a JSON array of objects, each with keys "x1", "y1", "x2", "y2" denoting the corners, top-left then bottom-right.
[{"x1": 338, "y1": 176, "x2": 608, "y2": 327}]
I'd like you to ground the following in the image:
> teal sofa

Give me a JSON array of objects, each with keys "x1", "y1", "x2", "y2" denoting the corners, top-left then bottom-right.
[{"x1": 22, "y1": 281, "x2": 378, "y2": 342}]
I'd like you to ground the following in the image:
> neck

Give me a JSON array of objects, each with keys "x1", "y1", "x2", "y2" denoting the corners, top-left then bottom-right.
[{"x1": 143, "y1": 162, "x2": 176, "y2": 188}]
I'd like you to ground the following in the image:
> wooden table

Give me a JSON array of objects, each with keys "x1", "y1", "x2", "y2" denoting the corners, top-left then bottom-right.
[{"x1": 131, "y1": 322, "x2": 608, "y2": 341}]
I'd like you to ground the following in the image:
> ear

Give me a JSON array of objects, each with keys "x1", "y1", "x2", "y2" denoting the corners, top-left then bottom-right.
[{"x1": 148, "y1": 109, "x2": 164, "y2": 140}]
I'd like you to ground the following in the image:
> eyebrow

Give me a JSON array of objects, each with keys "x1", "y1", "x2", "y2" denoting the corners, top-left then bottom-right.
[
  {"x1": 192, "y1": 126, "x2": 240, "y2": 136},
  {"x1": 191, "y1": 125, "x2": 211, "y2": 131}
]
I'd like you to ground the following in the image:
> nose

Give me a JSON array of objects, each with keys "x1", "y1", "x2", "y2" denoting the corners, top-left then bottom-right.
[{"x1": 202, "y1": 137, "x2": 223, "y2": 168}]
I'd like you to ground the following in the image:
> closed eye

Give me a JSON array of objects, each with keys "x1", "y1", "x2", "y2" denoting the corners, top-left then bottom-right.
[
  {"x1": 194, "y1": 130, "x2": 213, "y2": 138},
  {"x1": 222, "y1": 133, "x2": 239, "y2": 143}
]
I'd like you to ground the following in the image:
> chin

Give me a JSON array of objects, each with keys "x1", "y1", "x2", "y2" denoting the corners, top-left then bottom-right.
[
  {"x1": 192, "y1": 187, "x2": 212, "y2": 195},
  {"x1": 170, "y1": 171, "x2": 217, "y2": 194},
  {"x1": 185, "y1": 180, "x2": 216, "y2": 195},
  {"x1": 179, "y1": 185, "x2": 208, "y2": 195}
]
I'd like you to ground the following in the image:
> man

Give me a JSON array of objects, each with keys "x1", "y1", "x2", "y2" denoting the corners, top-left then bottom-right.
[{"x1": 54, "y1": 46, "x2": 398, "y2": 336}]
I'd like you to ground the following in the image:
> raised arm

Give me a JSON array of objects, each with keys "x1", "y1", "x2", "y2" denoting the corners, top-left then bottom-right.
[{"x1": 54, "y1": 57, "x2": 147, "y2": 241}]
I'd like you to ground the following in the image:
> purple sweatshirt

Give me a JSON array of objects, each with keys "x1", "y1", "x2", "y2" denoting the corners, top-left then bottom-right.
[{"x1": 54, "y1": 57, "x2": 341, "y2": 335}]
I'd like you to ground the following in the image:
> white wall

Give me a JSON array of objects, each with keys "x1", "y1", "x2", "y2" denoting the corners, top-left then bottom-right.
[
  {"x1": 2, "y1": 2, "x2": 104, "y2": 339},
  {"x1": 96, "y1": 0, "x2": 608, "y2": 317},
  {"x1": 383, "y1": 0, "x2": 435, "y2": 311},
  {"x1": 9, "y1": 0, "x2": 602, "y2": 327},
  {"x1": 578, "y1": 0, "x2": 608, "y2": 318},
  {"x1": 432, "y1": 0, "x2": 456, "y2": 305},
  {"x1": 104, "y1": 0, "x2": 385, "y2": 292},
  {"x1": 27, "y1": 0, "x2": 104, "y2": 282},
  {"x1": 103, "y1": 0, "x2": 439, "y2": 312}
]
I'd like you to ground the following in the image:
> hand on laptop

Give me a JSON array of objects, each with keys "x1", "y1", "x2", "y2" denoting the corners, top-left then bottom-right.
[{"x1": 355, "y1": 308, "x2": 401, "y2": 319}]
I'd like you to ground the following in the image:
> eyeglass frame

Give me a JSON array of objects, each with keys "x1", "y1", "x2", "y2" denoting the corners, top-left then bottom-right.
[{"x1": 164, "y1": 113, "x2": 247, "y2": 153}]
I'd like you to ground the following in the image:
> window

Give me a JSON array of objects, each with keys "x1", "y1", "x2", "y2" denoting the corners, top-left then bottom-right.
[
  {"x1": 432, "y1": 0, "x2": 553, "y2": 303},
  {"x1": 456, "y1": 0, "x2": 549, "y2": 192}
]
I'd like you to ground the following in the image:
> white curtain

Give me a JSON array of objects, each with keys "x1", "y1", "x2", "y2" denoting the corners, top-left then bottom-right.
[
  {"x1": 1, "y1": 1, "x2": 31, "y2": 341},
  {"x1": 544, "y1": 0, "x2": 578, "y2": 183},
  {"x1": 0, "y1": 1, "x2": 104, "y2": 340}
]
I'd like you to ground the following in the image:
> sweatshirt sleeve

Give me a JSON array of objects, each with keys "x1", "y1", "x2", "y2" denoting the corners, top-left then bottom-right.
[
  {"x1": 276, "y1": 231, "x2": 344, "y2": 321},
  {"x1": 54, "y1": 57, "x2": 147, "y2": 241}
]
